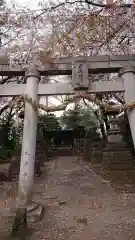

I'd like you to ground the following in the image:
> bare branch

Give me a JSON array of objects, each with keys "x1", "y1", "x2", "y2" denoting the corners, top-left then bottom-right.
[
  {"x1": 39, "y1": 101, "x2": 68, "y2": 112},
  {"x1": 0, "y1": 76, "x2": 13, "y2": 84},
  {"x1": 84, "y1": 1, "x2": 133, "y2": 8},
  {"x1": 0, "y1": 104, "x2": 10, "y2": 116},
  {"x1": 34, "y1": 0, "x2": 134, "y2": 20}
]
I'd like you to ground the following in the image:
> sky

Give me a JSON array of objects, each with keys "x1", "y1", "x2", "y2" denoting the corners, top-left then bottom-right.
[{"x1": 6, "y1": 0, "x2": 38, "y2": 8}]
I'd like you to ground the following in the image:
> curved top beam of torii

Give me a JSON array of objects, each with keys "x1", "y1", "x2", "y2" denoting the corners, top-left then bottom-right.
[{"x1": 1, "y1": 54, "x2": 135, "y2": 76}]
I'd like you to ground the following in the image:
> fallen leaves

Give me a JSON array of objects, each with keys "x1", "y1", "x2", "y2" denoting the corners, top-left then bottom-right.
[
  {"x1": 87, "y1": 202, "x2": 103, "y2": 209},
  {"x1": 73, "y1": 216, "x2": 88, "y2": 225}
]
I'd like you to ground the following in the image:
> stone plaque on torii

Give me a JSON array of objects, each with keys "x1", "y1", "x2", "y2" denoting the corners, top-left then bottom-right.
[{"x1": 1, "y1": 54, "x2": 135, "y2": 207}]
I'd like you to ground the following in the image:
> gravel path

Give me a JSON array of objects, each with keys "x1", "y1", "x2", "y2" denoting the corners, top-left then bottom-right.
[{"x1": 27, "y1": 156, "x2": 135, "y2": 240}]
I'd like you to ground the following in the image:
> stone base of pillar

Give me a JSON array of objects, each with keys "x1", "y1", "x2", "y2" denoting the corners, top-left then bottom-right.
[
  {"x1": 91, "y1": 150, "x2": 103, "y2": 165},
  {"x1": 11, "y1": 208, "x2": 27, "y2": 239},
  {"x1": 106, "y1": 141, "x2": 128, "y2": 150},
  {"x1": 102, "y1": 148, "x2": 135, "y2": 171},
  {"x1": 83, "y1": 140, "x2": 103, "y2": 162},
  {"x1": 27, "y1": 202, "x2": 44, "y2": 223},
  {"x1": 1, "y1": 202, "x2": 44, "y2": 239},
  {"x1": 102, "y1": 129, "x2": 135, "y2": 170}
]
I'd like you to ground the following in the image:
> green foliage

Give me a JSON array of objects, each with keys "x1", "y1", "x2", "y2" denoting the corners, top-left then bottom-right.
[
  {"x1": 38, "y1": 113, "x2": 61, "y2": 130},
  {"x1": 0, "y1": 112, "x2": 14, "y2": 144},
  {"x1": 60, "y1": 105, "x2": 99, "y2": 131},
  {"x1": 0, "y1": 109, "x2": 21, "y2": 161},
  {"x1": 79, "y1": 108, "x2": 100, "y2": 131},
  {"x1": 0, "y1": 102, "x2": 104, "y2": 162},
  {"x1": 60, "y1": 109, "x2": 80, "y2": 130},
  {"x1": 0, "y1": 112, "x2": 61, "y2": 161}
]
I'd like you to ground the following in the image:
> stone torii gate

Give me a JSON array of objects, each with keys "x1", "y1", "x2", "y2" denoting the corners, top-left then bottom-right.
[{"x1": 1, "y1": 54, "x2": 135, "y2": 205}]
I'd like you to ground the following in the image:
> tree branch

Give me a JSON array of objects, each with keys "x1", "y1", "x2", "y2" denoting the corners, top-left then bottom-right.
[
  {"x1": 35, "y1": 0, "x2": 134, "y2": 19},
  {"x1": 0, "y1": 76, "x2": 13, "y2": 84},
  {"x1": 84, "y1": 1, "x2": 133, "y2": 8},
  {"x1": 71, "y1": 94, "x2": 123, "y2": 113},
  {"x1": 0, "y1": 103, "x2": 10, "y2": 116},
  {"x1": 39, "y1": 101, "x2": 69, "y2": 112}
]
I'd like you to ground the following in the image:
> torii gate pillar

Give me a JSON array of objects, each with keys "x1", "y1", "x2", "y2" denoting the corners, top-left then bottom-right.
[
  {"x1": 119, "y1": 65, "x2": 135, "y2": 149},
  {"x1": 18, "y1": 66, "x2": 40, "y2": 205}
]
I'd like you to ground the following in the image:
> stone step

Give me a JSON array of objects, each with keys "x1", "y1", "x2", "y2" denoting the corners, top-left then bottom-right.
[
  {"x1": 104, "y1": 149, "x2": 133, "y2": 153},
  {"x1": 102, "y1": 147, "x2": 135, "y2": 170},
  {"x1": 103, "y1": 160, "x2": 133, "y2": 165},
  {"x1": 104, "y1": 146, "x2": 129, "y2": 151},
  {"x1": 105, "y1": 163, "x2": 135, "y2": 171},
  {"x1": 103, "y1": 157, "x2": 134, "y2": 163},
  {"x1": 108, "y1": 130, "x2": 121, "y2": 134},
  {"x1": 107, "y1": 161, "x2": 134, "y2": 165},
  {"x1": 105, "y1": 142, "x2": 128, "y2": 149},
  {"x1": 105, "y1": 158, "x2": 134, "y2": 163},
  {"x1": 103, "y1": 151, "x2": 133, "y2": 159}
]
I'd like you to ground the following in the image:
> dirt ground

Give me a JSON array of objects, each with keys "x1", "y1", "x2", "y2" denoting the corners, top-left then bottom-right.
[{"x1": 1, "y1": 156, "x2": 135, "y2": 239}]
